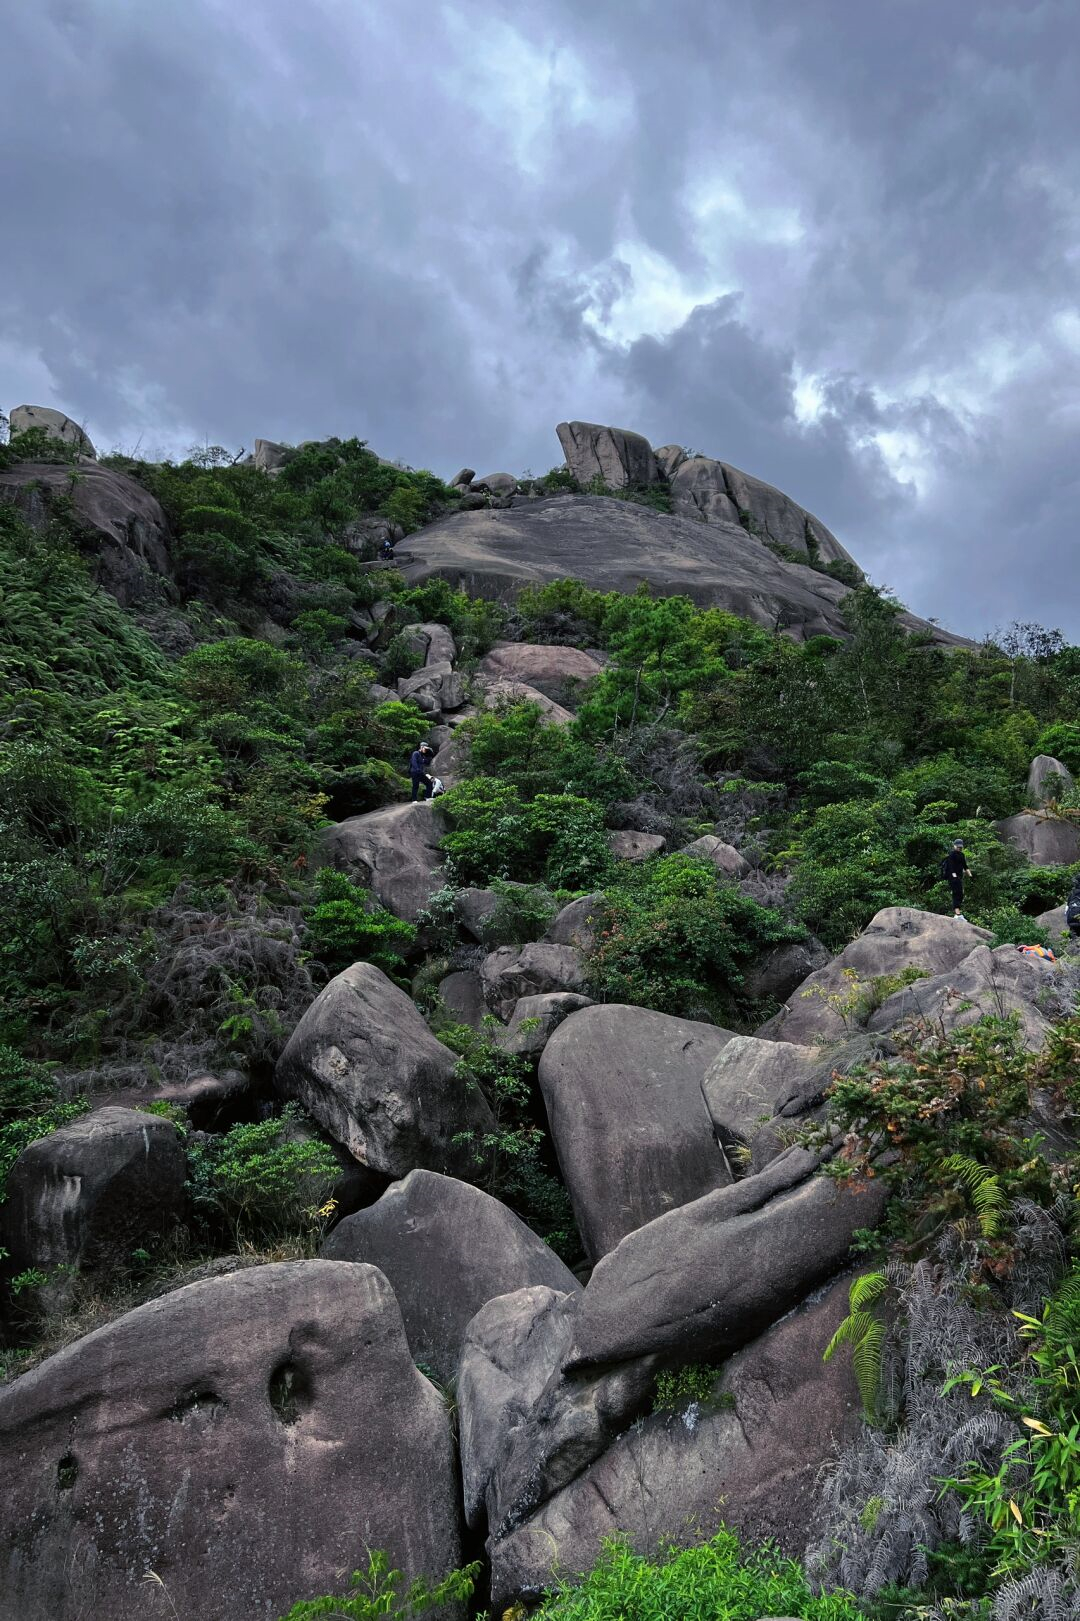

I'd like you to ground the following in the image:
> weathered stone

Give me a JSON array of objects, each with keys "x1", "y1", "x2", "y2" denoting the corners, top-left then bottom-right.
[
  {"x1": 490, "y1": 1277, "x2": 861, "y2": 1606},
  {"x1": 401, "y1": 495, "x2": 966, "y2": 648},
  {"x1": 473, "y1": 472, "x2": 517, "y2": 495},
  {"x1": 455, "y1": 887, "x2": 499, "y2": 941},
  {"x1": 9, "y1": 404, "x2": 95, "y2": 456},
  {"x1": 476, "y1": 643, "x2": 605, "y2": 705},
  {"x1": 867, "y1": 942, "x2": 1056, "y2": 1050},
  {"x1": 253, "y1": 437, "x2": 291, "y2": 472},
  {"x1": 545, "y1": 893, "x2": 607, "y2": 953},
  {"x1": 995, "y1": 811, "x2": 1080, "y2": 867},
  {"x1": 670, "y1": 456, "x2": 743, "y2": 526},
  {"x1": 0, "y1": 461, "x2": 173, "y2": 607},
  {"x1": 1037, "y1": 903, "x2": 1070, "y2": 939},
  {"x1": 0, "y1": 1262, "x2": 462, "y2": 1621},
  {"x1": 1028, "y1": 754, "x2": 1075, "y2": 806},
  {"x1": 702, "y1": 1036, "x2": 824, "y2": 1165},
  {"x1": 397, "y1": 659, "x2": 465, "y2": 715},
  {"x1": 494, "y1": 992, "x2": 593, "y2": 1057},
  {"x1": 321, "y1": 1170, "x2": 580, "y2": 1384},
  {"x1": 450, "y1": 467, "x2": 475, "y2": 488},
  {"x1": 480, "y1": 943, "x2": 585, "y2": 1020},
  {"x1": 1, "y1": 1107, "x2": 185, "y2": 1309},
  {"x1": 741, "y1": 936, "x2": 831, "y2": 1003},
  {"x1": 556, "y1": 421, "x2": 659, "y2": 490},
  {"x1": 437, "y1": 969, "x2": 489, "y2": 1029},
  {"x1": 570, "y1": 1146, "x2": 886, "y2": 1367},
  {"x1": 652, "y1": 443, "x2": 687, "y2": 479},
  {"x1": 680, "y1": 833, "x2": 749, "y2": 877},
  {"x1": 430, "y1": 727, "x2": 470, "y2": 789},
  {"x1": 539, "y1": 1005, "x2": 735, "y2": 1260},
  {"x1": 276, "y1": 962, "x2": 494, "y2": 1177},
  {"x1": 319, "y1": 801, "x2": 444, "y2": 921},
  {"x1": 760, "y1": 908, "x2": 992, "y2": 1045},
  {"x1": 420, "y1": 621, "x2": 457, "y2": 666},
  {"x1": 480, "y1": 678, "x2": 574, "y2": 724},
  {"x1": 608, "y1": 829, "x2": 666, "y2": 861}
]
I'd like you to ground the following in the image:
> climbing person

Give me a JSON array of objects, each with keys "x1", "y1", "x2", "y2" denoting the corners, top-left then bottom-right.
[
  {"x1": 1066, "y1": 873, "x2": 1080, "y2": 937},
  {"x1": 409, "y1": 742, "x2": 435, "y2": 802},
  {"x1": 940, "y1": 839, "x2": 972, "y2": 919},
  {"x1": 379, "y1": 536, "x2": 395, "y2": 562}
]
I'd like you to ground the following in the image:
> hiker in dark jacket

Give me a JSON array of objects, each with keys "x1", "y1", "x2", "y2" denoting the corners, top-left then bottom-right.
[
  {"x1": 409, "y1": 743, "x2": 435, "y2": 802},
  {"x1": 1066, "y1": 875, "x2": 1080, "y2": 936},
  {"x1": 942, "y1": 839, "x2": 972, "y2": 918}
]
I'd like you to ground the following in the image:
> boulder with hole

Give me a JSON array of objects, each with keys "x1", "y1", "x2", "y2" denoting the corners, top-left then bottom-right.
[
  {"x1": 321, "y1": 1170, "x2": 580, "y2": 1384},
  {"x1": 276, "y1": 962, "x2": 494, "y2": 1177},
  {"x1": 0, "y1": 1261, "x2": 463, "y2": 1621}
]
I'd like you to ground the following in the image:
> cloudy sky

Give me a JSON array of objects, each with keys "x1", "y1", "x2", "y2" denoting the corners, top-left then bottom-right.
[{"x1": 2, "y1": 0, "x2": 1078, "y2": 638}]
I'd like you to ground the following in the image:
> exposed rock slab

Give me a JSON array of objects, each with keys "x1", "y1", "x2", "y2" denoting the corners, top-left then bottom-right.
[
  {"x1": 994, "y1": 811, "x2": 1080, "y2": 867},
  {"x1": 609, "y1": 829, "x2": 666, "y2": 861},
  {"x1": 401, "y1": 495, "x2": 964, "y2": 645},
  {"x1": 480, "y1": 677, "x2": 574, "y2": 723},
  {"x1": 556, "y1": 421, "x2": 659, "y2": 489},
  {"x1": 490, "y1": 1277, "x2": 860, "y2": 1606},
  {"x1": 760, "y1": 907, "x2": 992, "y2": 1045},
  {"x1": 276, "y1": 962, "x2": 494, "y2": 1177},
  {"x1": 0, "y1": 1261, "x2": 462, "y2": 1621},
  {"x1": 680, "y1": 833, "x2": 749, "y2": 877},
  {"x1": 0, "y1": 460, "x2": 172, "y2": 606},
  {"x1": 670, "y1": 454, "x2": 856, "y2": 567},
  {"x1": 476, "y1": 643, "x2": 605, "y2": 705},
  {"x1": 318, "y1": 801, "x2": 445, "y2": 921},
  {"x1": 538, "y1": 1005, "x2": 735, "y2": 1260},
  {"x1": 321, "y1": 1170, "x2": 579, "y2": 1384},
  {"x1": 867, "y1": 943, "x2": 1056, "y2": 1050},
  {"x1": 702, "y1": 1036, "x2": 824, "y2": 1163},
  {"x1": 9, "y1": 404, "x2": 95, "y2": 456}
]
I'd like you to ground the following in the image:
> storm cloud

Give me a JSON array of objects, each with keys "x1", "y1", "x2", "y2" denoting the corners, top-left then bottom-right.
[{"x1": 2, "y1": 0, "x2": 1078, "y2": 637}]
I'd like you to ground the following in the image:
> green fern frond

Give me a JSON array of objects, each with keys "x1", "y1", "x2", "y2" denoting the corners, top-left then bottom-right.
[
  {"x1": 940, "y1": 1154, "x2": 1006, "y2": 1239},
  {"x1": 849, "y1": 1270, "x2": 888, "y2": 1312},
  {"x1": 853, "y1": 1319, "x2": 886, "y2": 1419}
]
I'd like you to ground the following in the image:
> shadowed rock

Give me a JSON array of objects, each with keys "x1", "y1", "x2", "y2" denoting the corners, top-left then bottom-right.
[
  {"x1": 480, "y1": 943, "x2": 586, "y2": 1020},
  {"x1": 867, "y1": 943, "x2": 1056, "y2": 1050},
  {"x1": 994, "y1": 811, "x2": 1080, "y2": 867}
]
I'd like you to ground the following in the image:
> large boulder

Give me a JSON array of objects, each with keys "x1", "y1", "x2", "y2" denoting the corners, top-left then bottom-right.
[
  {"x1": 402, "y1": 620, "x2": 457, "y2": 667},
  {"x1": 556, "y1": 420, "x2": 659, "y2": 490},
  {"x1": 0, "y1": 460, "x2": 172, "y2": 606},
  {"x1": 1037, "y1": 903, "x2": 1070, "y2": 939},
  {"x1": 454, "y1": 886, "x2": 499, "y2": 941},
  {"x1": 476, "y1": 643, "x2": 605, "y2": 706},
  {"x1": 494, "y1": 992, "x2": 593, "y2": 1057},
  {"x1": 669, "y1": 456, "x2": 743, "y2": 526},
  {"x1": 253, "y1": 436, "x2": 291, "y2": 472},
  {"x1": 741, "y1": 936, "x2": 831, "y2": 1003},
  {"x1": 670, "y1": 454, "x2": 856, "y2": 568},
  {"x1": 437, "y1": 968, "x2": 489, "y2": 1029},
  {"x1": 276, "y1": 962, "x2": 494, "y2": 1177},
  {"x1": 570, "y1": 1145, "x2": 886, "y2": 1368},
  {"x1": 430, "y1": 727, "x2": 470, "y2": 790},
  {"x1": 479, "y1": 943, "x2": 586, "y2": 1020},
  {"x1": 9, "y1": 404, "x2": 95, "y2": 456},
  {"x1": 652, "y1": 442, "x2": 687, "y2": 479},
  {"x1": 480, "y1": 678, "x2": 574, "y2": 723},
  {"x1": 680, "y1": 833, "x2": 749, "y2": 878},
  {"x1": 402, "y1": 495, "x2": 965, "y2": 646},
  {"x1": 321, "y1": 1170, "x2": 580, "y2": 1383},
  {"x1": 397, "y1": 659, "x2": 465, "y2": 715},
  {"x1": 994, "y1": 811, "x2": 1080, "y2": 867},
  {"x1": 472, "y1": 472, "x2": 517, "y2": 495},
  {"x1": 490, "y1": 1276, "x2": 861, "y2": 1606},
  {"x1": 0, "y1": 1262, "x2": 462, "y2": 1621},
  {"x1": 538, "y1": 1005, "x2": 735, "y2": 1260},
  {"x1": 545, "y1": 892, "x2": 607, "y2": 953},
  {"x1": 701, "y1": 1036, "x2": 824, "y2": 1166},
  {"x1": 1028, "y1": 754, "x2": 1075, "y2": 806},
  {"x1": 319, "y1": 801, "x2": 445, "y2": 921},
  {"x1": 1, "y1": 1107, "x2": 185, "y2": 1309},
  {"x1": 760, "y1": 908, "x2": 992, "y2": 1045},
  {"x1": 867, "y1": 943, "x2": 1056, "y2": 1050},
  {"x1": 608, "y1": 829, "x2": 666, "y2": 861}
]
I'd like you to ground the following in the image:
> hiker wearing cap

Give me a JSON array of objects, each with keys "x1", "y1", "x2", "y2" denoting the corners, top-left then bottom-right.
[
  {"x1": 409, "y1": 742, "x2": 435, "y2": 802},
  {"x1": 940, "y1": 839, "x2": 972, "y2": 919}
]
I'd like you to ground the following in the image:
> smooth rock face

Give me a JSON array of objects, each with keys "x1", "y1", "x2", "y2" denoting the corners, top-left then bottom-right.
[
  {"x1": 671, "y1": 455, "x2": 855, "y2": 567},
  {"x1": 556, "y1": 420, "x2": 659, "y2": 490},
  {"x1": 276, "y1": 962, "x2": 494, "y2": 1177},
  {"x1": 702, "y1": 1037, "x2": 824, "y2": 1163},
  {"x1": 430, "y1": 727, "x2": 470, "y2": 789},
  {"x1": 454, "y1": 886, "x2": 499, "y2": 941},
  {"x1": 2, "y1": 1107, "x2": 186, "y2": 1303},
  {"x1": 437, "y1": 969, "x2": 489, "y2": 1029},
  {"x1": 1037, "y1": 903, "x2": 1070, "y2": 938},
  {"x1": 538, "y1": 1005, "x2": 735, "y2": 1260},
  {"x1": 995, "y1": 811, "x2": 1080, "y2": 867},
  {"x1": 867, "y1": 943, "x2": 1056, "y2": 1050},
  {"x1": 253, "y1": 437, "x2": 291, "y2": 471},
  {"x1": 0, "y1": 460, "x2": 172, "y2": 606},
  {"x1": 545, "y1": 893, "x2": 607, "y2": 952},
  {"x1": 476, "y1": 643, "x2": 605, "y2": 705},
  {"x1": 1028, "y1": 754, "x2": 1074, "y2": 805},
  {"x1": 490, "y1": 1277, "x2": 860, "y2": 1606},
  {"x1": 608, "y1": 829, "x2": 666, "y2": 861},
  {"x1": 0, "y1": 1262, "x2": 462, "y2": 1621},
  {"x1": 669, "y1": 456, "x2": 743, "y2": 526},
  {"x1": 402, "y1": 496, "x2": 966, "y2": 646},
  {"x1": 321, "y1": 1170, "x2": 580, "y2": 1384},
  {"x1": 417, "y1": 621, "x2": 457, "y2": 666},
  {"x1": 9, "y1": 404, "x2": 95, "y2": 456},
  {"x1": 480, "y1": 678, "x2": 574, "y2": 723},
  {"x1": 473, "y1": 472, "x2": 517, "y2": 495},
  {"x1": 319, "y1": 801, "x2": 445, "y2": 921},
  {"x1": 652, "y1": 442, "x2": 687, "y2": 478},
  {"x1": 680, "y1": 833, "x2": 749, "y2": 878},
  {"x1": 450, "y1": 467, "x2": 475, "y2": 488},
  {"x1": 570, "y1": 1146, "x2": 886, "y2": 1367},
  {"x1": 480, "y1": 943, "x2": 586, "y2": 1020},
  {"x1": 494, "y1": 992, "x2": 593, "y2": 1057},
  {"x1": 761, "y1": 907, "x2": 992, "y2": 1045}
]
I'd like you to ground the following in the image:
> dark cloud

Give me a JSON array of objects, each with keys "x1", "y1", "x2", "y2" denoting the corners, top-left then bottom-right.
[{"x1": 1, "y1": 0, "x2": 1078, "y2": 634}]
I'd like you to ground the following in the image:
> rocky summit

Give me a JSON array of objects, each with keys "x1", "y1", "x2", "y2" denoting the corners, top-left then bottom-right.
[{"x1": 1, "y1": 405, "x2": 1078, "y2": 1619}]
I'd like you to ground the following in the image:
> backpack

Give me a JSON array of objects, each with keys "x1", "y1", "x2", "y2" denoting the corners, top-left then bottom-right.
[
  {"x1": 1066, "y1": 881, "x2": 1080, "y2": 931},
  {"x1": 939, "y1": 855, "x2": 952, "y2": 880}
]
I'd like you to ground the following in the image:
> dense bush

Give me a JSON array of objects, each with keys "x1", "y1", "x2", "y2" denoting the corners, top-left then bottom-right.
[
  {"x1": 304, "y1": 868, "x2": 416, "y2": 976},
  {"x1": 186, "y1": 1105, "x2": 340, "y2": 1242},
  {"x1": 439, "y1": 779, "x2": 613, "y2": 890}
]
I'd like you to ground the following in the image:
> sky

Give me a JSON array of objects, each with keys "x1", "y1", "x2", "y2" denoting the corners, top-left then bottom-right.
[{"x1": 2, "y1": 0, "x2": 1078, "y2": 640}]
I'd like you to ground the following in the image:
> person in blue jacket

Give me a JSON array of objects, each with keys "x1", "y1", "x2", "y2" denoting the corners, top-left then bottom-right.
[{"x1": 409, "y1": 742, "x2": 435, "y2": 802}]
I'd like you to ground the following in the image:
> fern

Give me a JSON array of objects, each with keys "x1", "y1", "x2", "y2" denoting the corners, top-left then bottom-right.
[
  {"x1": 824, "y1": 1271, "x2": 888, "y2": 1422},
  {"x1": 940, "y1": 1153, "x2": 1006, "y2": 1239}
]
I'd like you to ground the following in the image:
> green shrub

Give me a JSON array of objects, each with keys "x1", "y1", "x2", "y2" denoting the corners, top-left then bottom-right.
[
  {"x1": 533, "y1": 1526, "x2": 861, "y2": 1619},
  {"x1": 1035, "y1": 722, "x2": 1080, "y2": 775},
  {"x1": 439, "y1": 779, "x2": 612, "y2": 890},
  {"x1": 304, "y1": 868, "x2": 416, "y2": 975},
  {"x1": 985, "y1": 905, "x2": 1052, "y2": 948},
  {"x1": 0, "y1": 1045, "x2": 87, "y2": 1201},
  {"x1": 651, "y1": 1362, "x2": 725, "y2": 1414},
  {"x1": 186, "y1": 1105, "x2": 340, "y2": 1240},
  {"x1": 277, "y1": 1549, "x2": 480, "y2": 1620}
]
